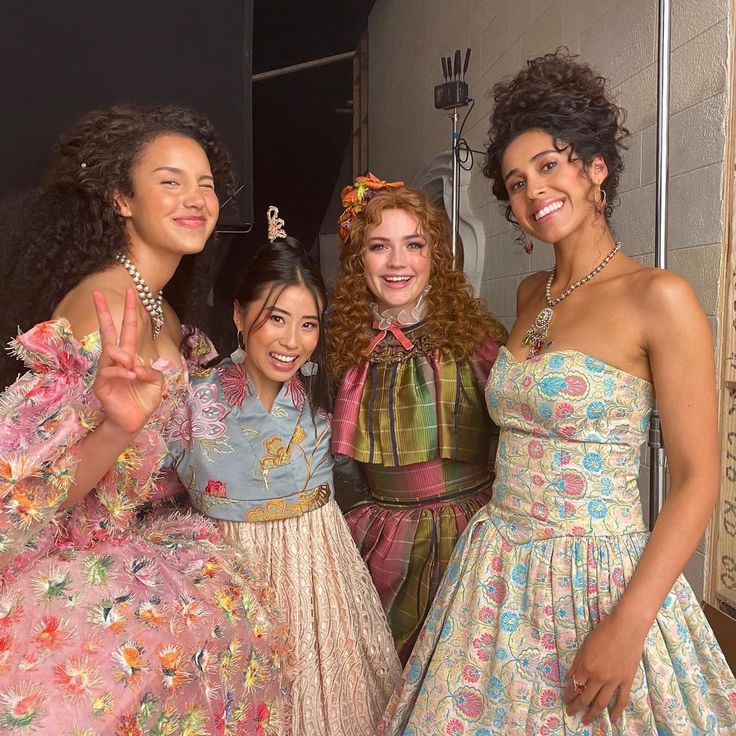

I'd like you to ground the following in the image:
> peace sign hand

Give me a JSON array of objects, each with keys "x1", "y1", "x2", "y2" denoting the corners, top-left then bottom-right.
[{"x1": 92, "y1": 288, "x2": 165, "y2": 436}]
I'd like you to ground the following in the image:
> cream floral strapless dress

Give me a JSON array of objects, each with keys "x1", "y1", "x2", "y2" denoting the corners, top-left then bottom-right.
[{"x1": 379, "y1": 347, "x2": 736, "y2": 735}]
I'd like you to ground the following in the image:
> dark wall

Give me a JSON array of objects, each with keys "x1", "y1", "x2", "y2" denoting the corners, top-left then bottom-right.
[{"x1": 1, "y1": 0, "x2": 253, "y2": 227}]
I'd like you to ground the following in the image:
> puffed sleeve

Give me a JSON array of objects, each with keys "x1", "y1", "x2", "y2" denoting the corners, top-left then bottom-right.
[
  {"x1": 181, "y1": 325, "x2": 219, "y2": 373},
  {"x1": 0, "y1": 320, "x2": 102, "y2": 566},
  {"x1": 468, "y1": 323, "x2": 508, "y2": 476},
  {"x1": 156, "y1": 325, "x2": 218, "y2": 500},
  {"x1": 468, "y1": 321, "x2": 508, "y2": 391}
]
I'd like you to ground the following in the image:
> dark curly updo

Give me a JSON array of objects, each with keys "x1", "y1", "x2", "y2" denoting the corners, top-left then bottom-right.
[
  {"x1": 0, "y1": 104, "x2": 236, "y2": 388},
  {"x1": 484, "y1": 50, "x2": 628, "y2": 221}
]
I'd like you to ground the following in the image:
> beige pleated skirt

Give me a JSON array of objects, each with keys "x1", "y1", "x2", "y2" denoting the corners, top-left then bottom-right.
[{"x1": 219, "y1": 497, "x2": 401, "y2": 736}]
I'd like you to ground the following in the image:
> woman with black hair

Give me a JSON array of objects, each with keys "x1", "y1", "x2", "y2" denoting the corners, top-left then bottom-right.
[
  {"x1": 166, "y1": 208, "x2": 401, "y2": 736},
  {"x1": 380, "y1": 50, "x2": 735, "y2": 734},
  {"x1": 0, "y1": 105, "x2": 289, "y2": 735}
]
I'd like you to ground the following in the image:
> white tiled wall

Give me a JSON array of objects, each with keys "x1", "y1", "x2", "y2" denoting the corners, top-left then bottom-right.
[{"x1": 367, "y1": 0, "x2": 731, "y2": 598}]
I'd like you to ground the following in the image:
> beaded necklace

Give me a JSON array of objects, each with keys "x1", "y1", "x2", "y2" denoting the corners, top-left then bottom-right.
[
  {"x1": 114, "y1": 253, "x2": 164, "y2": 340},
  {"x1": 522, "y1": 241, "x2": 621, "y2": 358}
]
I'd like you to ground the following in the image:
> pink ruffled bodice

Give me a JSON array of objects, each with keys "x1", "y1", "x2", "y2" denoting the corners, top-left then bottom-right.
[{"x1": 0, "y1": 319, "x2": 186, "y2": 566}]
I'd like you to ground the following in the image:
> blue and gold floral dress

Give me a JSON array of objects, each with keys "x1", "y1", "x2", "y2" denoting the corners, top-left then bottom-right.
[{"x1": 167, "y1": 352, "x2": 401, "y2": 736}]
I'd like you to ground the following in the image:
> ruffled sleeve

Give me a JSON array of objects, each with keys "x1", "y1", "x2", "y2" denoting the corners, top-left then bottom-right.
[
  {"x1": 181, "y1": 326, "x2": 219, "y2": 374},
  {"x1": 156, "y1": 326, "x2": 218, "y2": 500},
  {"x1": 468, "y1": 327, "x2": 507, "y2": 392},
  {"x1": 0, "y1": 320, "x2": 102, "y2": 567}
]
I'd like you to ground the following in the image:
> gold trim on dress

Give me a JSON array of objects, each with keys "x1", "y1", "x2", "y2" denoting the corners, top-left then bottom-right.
[{"x1": 245, "y1": 483, "x2": 330, "y2": 522}]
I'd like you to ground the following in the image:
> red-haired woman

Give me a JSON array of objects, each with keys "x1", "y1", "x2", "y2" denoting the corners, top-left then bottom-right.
[{"x1": 328, "y1": 178, "x2": 507, "y2": 663}]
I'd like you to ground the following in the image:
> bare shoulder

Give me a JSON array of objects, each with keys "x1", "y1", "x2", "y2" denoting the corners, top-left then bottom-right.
[
  {"x1": 517, "y1": 271, "x2": 550, "y2": 310},
  {"x1": 627, "y1": 266, "x2": 703, "y2": 317},
  {"x1": 53, "y1": 276, "x2": 126, "y2": 341},
  {"x1": 623, "y1": 266, "x2": 709, "y2": 353}
]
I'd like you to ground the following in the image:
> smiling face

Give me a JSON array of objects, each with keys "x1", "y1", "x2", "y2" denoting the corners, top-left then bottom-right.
[
  {"x1": 235, "y1": 283, "x2": 321, "y2": 404},
  {"x1": 115, "y1": 133, "x2": 219, "y2": 259},
  {"x1": 501, "y1": 128, "x2": 607, "y2": 244},
  {"x1": 361, "y1": 207, "x2": 432, "y2": 312}
]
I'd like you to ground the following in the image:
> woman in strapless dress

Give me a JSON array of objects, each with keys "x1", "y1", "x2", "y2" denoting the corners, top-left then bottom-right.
[{"x1": 379, "y1": 49, "x2": 735, "y2": 736}]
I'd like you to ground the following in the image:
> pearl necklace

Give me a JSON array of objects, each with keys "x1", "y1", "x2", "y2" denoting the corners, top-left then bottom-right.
[
  {"x1": 114, "y1": 253, "x2": 164, "y2": 340},
  {"x1": 522, "y1": 241, "x2": 621, "y2": 358}
]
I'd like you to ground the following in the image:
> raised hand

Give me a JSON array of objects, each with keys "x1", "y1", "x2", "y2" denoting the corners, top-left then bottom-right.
[{"x1": 92, "y1": 288, "x2": 165, "y2": 435}]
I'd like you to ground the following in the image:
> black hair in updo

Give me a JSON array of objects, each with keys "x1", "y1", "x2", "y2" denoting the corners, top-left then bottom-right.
[
  {"x1": 235, "y1": 238, "x2": 331, "y2": 415},
  {"x1": 483, "y1": 49, "x2": 629, "y2": 222}
]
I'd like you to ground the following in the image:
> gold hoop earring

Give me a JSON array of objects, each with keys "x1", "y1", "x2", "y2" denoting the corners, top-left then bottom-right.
[
  {"x1": 597, "y1": 188, "x2": 607, "y2": 207},
  {"x1": 523, "y1": 237, "x2": 534, "y2": 255}
]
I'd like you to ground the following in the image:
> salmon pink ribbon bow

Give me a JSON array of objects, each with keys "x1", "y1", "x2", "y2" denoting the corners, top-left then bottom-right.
[{"x1": 366, "y1": 320, "x2": 415, "y2": 354}]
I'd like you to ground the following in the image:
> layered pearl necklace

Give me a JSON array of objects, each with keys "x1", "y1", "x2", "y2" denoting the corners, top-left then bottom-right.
[
  {"x1": 114, "y1": 253, "x2": 164, "y2": 340},
  {"x1": 522, "y1": 241, "x2": 621, "y2": 358}
]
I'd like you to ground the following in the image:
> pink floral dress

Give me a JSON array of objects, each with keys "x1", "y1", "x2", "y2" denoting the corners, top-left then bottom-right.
[{"x1": 0, "y1": 320, "x2": 290, "y2": 735}]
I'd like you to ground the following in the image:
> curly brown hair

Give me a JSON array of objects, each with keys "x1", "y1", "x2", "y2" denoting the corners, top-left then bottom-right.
[
  {"x1": 327, "y1": 186, "x2": 507, "y2": 377},
  {"x1": 0, "y1": 104, "x2": 236, "y2": 387},
  {"x1": 483, "y1": 49, "x2": 628, "y2": 222}
]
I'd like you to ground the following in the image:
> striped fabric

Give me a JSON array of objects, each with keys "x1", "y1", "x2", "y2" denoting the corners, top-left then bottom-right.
[
  {"x1": 333, "y1": 324, "x2": 504, "y2": 662},
  {"x1": 347, "y1": 459, "x2": 492, "y2": 662}
]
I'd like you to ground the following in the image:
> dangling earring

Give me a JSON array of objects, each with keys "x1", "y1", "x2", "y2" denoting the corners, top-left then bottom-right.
[
  {"x1": 231, "y1": 330, "x2": 246, "y2": 364},
  {"x1": 596, "y1": 187, "x2": 607, "y2": 210},
  {"x1": 300, "y1": 357, "x2": 318, "y2": 376},
  {"x1": 515, "y1": 225, "x2": 533, "y2": 254}
]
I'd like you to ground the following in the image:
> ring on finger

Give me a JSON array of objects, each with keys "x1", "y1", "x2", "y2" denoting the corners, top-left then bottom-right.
[{"x1": 572, "y1": 677, "x2": 587, "y2": 695}]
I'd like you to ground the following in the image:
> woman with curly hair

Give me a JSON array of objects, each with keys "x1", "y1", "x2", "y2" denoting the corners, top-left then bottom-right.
[
  {"x1": 380, "y1": 50, "x2": 736, "y2": 735},
  {"x1": 328, "y1": 180, "x2": 508, "y2": 663},
  {"x1": 0, "y1": 106, "x2": 289, "y2": 735}
]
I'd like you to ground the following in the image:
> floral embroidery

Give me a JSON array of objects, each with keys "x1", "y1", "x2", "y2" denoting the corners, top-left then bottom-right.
[
  {"x1": 0, "y1": 321, "x2": 289, "y2": 733},
  {"x1": 260, "y1": 424, "x2": 307, "y2": 475},
  {"x1": 284, "y1": 375, "x2": 306, "y2": 410},
  {"x1": 217, "y1": 362, "x2": 251, "y2": 409},
  {"x1": 203, "y1": 479, "x2": 228, "y2": 497}
]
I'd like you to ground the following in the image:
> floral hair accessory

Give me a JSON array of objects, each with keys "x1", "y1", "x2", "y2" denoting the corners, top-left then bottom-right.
[
  {"x1": 338, "y1": 172, "x2": 404, "y2": 242},
  {"x1": 267, "y1": 205, "x2": 288, "y2": 243}
]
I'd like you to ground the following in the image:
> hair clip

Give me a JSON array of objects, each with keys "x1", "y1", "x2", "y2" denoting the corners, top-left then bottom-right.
[{"x1": 267, "y1": 205, "x2": 288, "y2": 243}]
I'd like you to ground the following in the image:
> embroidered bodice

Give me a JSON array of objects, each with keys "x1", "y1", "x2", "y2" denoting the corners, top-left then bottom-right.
[{"x1": 167, "y1": 357, "x2": 334, "y2": 522}]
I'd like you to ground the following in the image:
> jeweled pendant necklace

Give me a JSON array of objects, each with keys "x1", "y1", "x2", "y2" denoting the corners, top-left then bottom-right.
[
  {"x1": 114, "y1": 253, "x2": 164, "y2": 340},
  {"x1": 522, "y1": 241, "x2": 621, "y2": 358}
]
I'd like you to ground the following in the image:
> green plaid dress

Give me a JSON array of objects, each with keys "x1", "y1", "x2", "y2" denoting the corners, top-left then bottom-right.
[{"x1": 332, "y1": 321, "x2": 506, "y2": 662}]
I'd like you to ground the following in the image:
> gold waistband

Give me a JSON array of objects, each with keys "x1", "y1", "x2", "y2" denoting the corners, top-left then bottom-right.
[{"x1": 244, "y1": 483, "x2": 331, "y2": 523}]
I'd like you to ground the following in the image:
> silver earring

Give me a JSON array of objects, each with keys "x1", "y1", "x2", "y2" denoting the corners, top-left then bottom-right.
[
  {"x1": 300, "y1": 359, "x2": 318, "y2": 376},
  {"x1": 231, "y1": 330, "x2": 246, "y2": 364}
]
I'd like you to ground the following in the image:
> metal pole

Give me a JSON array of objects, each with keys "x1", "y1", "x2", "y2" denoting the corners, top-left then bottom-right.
[
  {"x1": 649, "y1": 0, "x2": 671, "y2": 530},
  {"x1": 252, "y1": 51, "x2": 355, "y2": 82},
  {"x1": 450, "y1": 107, "x2": 460, "y2": 266}
]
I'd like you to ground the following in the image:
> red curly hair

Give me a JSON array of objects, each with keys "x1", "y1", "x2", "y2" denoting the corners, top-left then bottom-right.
[{"x1": 327, "y1": 186, "x2": 507, "y2": 377}]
